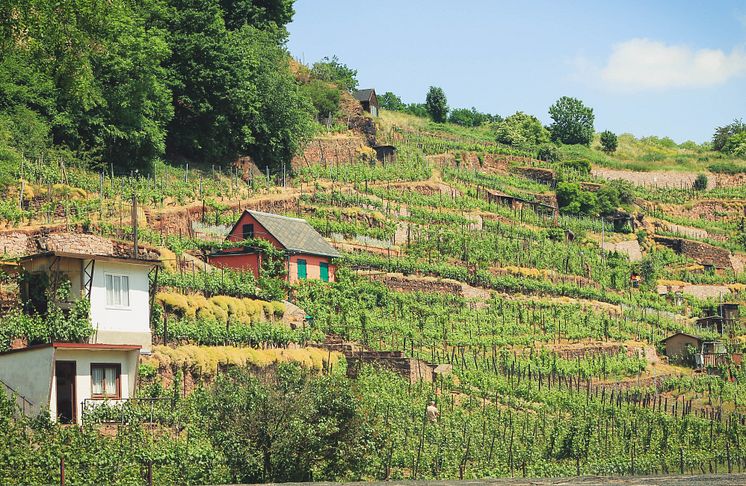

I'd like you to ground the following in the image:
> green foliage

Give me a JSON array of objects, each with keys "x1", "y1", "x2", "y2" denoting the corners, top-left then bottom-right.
[
  {"x1": 556, "y1": 182, "x2": 597, "y2": 217},
  {"x1": 0, "y1": 280, "x2": 93, "y2": 351},
  {"x1": 494, "y1": 112, "x2": 550, "y2": 149},
  {"x1": 0, "y1": 0, "x2": 310, "y2": 173},
  {"x1": 301, "y1": 80, "x2": 340, "y2": 118},
  {"x1": 218, "y1": 0, "x2": 295, "y2": 31},
  {"x1": 599, "y1": 130, "x2": 618, "y2": 153},
  {"x1": 559, "y1": 159, "x2": 591, "y2": 175},
  {"x1": 693, "y1": 174, "x2": 708, "y2": 191},
  {"x1": 310, "y1": 55, "x2": 358, "y2": 92},
  {"x1": 722, "y1": 131, "x2": 746, "y2": 157},
  {"x1": 548, "y1": 96, "x2": 595, "y2": 145},
  {"x1": 537, "y1": 143, "x2": 561, "y2": 162},
  {"x1": 707, "y1": 162, "x2": 746, "y2": 174},
  {"x1": 165, "y1": 3, "x2": 314, "y2": 168},
  {"x1": 448, "y1": 107, "x2": 498, "y2": 127},
  {"x1": 378, "y1": 91, "x2": 405, "y2": 111},
  {"x1": 712, "y1": 118, "x2": 746, "y2": 152},
  {"x1": 425, "y1": 86, "x2": 448, "y2": 123}
]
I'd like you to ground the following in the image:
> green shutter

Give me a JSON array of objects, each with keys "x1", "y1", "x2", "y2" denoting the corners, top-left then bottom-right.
[
  {"x1": 297, "y1": 259, "x2": 307, "y2": 280},
  {"x1": 320, "y1": 262, "x2": 329, "y2": 282}
]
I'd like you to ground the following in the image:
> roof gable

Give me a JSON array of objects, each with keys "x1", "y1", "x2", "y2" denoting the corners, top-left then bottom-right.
[
  {"x1": 246, "y1": 211, "x2": 341, "y2": 258},
  {"x1": 353, "y1": 88, "x2": 375, "y2": 102}
]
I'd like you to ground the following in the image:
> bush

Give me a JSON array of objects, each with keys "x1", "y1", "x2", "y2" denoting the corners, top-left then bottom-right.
[
  {"x1": 556, "y1": 182, "x2": 597, "y2": 217},
  {"x1": 708, "y1": 162, "x2": 746, "y2": 174},
  {"x1": 495, "y1": 112, "x2": 550, "y2": 149},
  {"x1": 560, "y1": 159, "x2": 591, "y2": 175},
  {"x1": 693, "y1": 174, "x2": 708, "y2": 191},
  {"x1": 537, "y1": 143, "x2": 561, "y2": 162},
  {"x1": 599, "y1": 130, "x2": 618, "y2": 153}
]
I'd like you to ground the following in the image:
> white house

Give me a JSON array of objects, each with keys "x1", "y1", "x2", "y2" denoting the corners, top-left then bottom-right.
[
  {"x1": 19, "y1": 251, "x2": 160, "y2": 353},
  {"x1": 0, "y1": 251, "x2": 160, "y2": 424},
  {"x1": 0, "y1": 342, "x2": 140, "y2": 425}
]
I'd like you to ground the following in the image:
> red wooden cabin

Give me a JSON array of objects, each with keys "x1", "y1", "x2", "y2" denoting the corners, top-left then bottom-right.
[{"x1": 208, "y1": 210, "x2": 340, "y2": 283}]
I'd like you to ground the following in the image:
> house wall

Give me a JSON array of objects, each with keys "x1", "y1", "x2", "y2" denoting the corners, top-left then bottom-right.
[
  {"x1": 227, "y1": 212, "x2": 284, "y2": 250},
  {"x1": 208, "y1": 252, "x2": 261, "y2": 280},
  {"x1": 51, "y1": 348, "x2": 139, "y2": 425},
  {"x1": 0, "y1": 346, "x2": 55, "y2": 418},
  {"x1": 664, "y1": 335, "x2": 700, "y2": 359},
  {"x1": 89, "y1": 261, "x2": 152, "y2": 352},
  {"x1": 287, "y1": 254, "x2": 336, "y2": 283}
]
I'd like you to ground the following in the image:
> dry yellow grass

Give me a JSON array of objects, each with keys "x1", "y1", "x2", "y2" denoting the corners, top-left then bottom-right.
[{"x1": 146, "y1": 345, "x2": 341, "y2": 375}]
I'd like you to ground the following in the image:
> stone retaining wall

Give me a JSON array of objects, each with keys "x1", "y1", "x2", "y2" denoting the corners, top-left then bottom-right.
[{"x1": 653, "y1": 235, "x2": 734, "y2": 270}]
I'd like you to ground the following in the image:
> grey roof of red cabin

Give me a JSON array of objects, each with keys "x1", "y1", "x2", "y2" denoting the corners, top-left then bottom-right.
[
  {"x1": 245, "y1": 210, "x2": 341, "y2": 258},
  {"x1": 352, "y1": 89, "x2": 375, "y2": 102}
]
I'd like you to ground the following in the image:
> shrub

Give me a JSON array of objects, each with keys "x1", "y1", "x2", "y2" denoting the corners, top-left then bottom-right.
[
  {"x1": 537, "y1": 143, "x2": 561, "y2": 162},
  {"x1": 556, "y1": 182, "x2": 597, "y2": 217},
  {"x1": 707, "y1": 162, "x2": 746, "y2": 174},
  {"x1": 560, "y1": 159, "x2": 591, "y2": 175},
  {"x1": 599, "y1": 130, "x2": 618, "y2": 153},
  {"x1": 495, "y1": 112, "x2": 550, "y2": 149},
  {"x1": 693, "y1": 174, "x2": 708, "y2": 191}
]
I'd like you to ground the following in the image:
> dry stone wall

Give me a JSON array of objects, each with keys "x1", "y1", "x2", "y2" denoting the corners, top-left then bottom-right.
[{"x1": 653, "y1": 235, "x2": 734, "y2": 270}]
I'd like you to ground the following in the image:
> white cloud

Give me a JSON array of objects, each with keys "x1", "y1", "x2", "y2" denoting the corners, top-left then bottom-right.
[{"x1": 597, "y1": 38, "x2": 746, "y2": 91}]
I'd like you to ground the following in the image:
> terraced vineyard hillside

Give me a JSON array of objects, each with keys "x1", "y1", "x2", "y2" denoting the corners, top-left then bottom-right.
[{"x1": 1, "y1": 109, "x2": 746, "y2": 483}]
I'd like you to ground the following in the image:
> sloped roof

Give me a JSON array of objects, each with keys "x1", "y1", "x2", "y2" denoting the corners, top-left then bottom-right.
[
  {"x1": 660, "y1": 332, "x2": 701, "y2": 343},
  {"x1": 352, "y1": 89, "x2": 375, "y2": 102},
  {"x1": 248, "y1": 211, "x2": 341, "y2": 258}
]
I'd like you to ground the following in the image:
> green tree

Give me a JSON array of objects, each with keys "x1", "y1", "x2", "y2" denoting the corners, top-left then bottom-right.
[
  {"x1": 378, "y1": 91, "x2": 405, "y2": 111},
  {"x1": 494, "y1": 112, "x2": 550, "y2": 149},
  {"x1": 164, "y1": 0, "x2": 313, "y2": 168},
  {"x1": 448, "y1": 107, "x2": 497, "y2": 127},
  {"x1": 599, "y1": 130, "x2": 618, "y2": 153},
  {"x1": 219, "y1": 0, "x2": 295, "y2": 31},
  {"x1": 556, "y1": 181, "x2": 597, "y2": 217},
  {"x1": 548, "y1": 96, "x2": 595, "y2": 145},
  {"x1": 722, "y1": 131, "x2": 746, "y2": 157},
  {"x1": 302, "y1": 80, "x2": 340, "y2": 119},
  {"x1": 311, "y1": 56, "x2": 358, "y2": 92},
  {"x1": 425, "y1": 86, "x2": 448, "y2": 123},
  {"x1": 404, "y1": 103, "x2": 428, "y2": 118},
  {"x1": 712, "y1": 119, "x2": 746, "y2": 152}
]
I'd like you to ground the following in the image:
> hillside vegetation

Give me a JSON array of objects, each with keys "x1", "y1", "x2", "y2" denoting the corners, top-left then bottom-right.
[{"x1": 2, "y1": 1, "x2": 746, "y2": 483}]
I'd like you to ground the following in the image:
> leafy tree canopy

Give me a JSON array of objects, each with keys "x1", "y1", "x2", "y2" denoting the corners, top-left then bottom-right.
[
  {"x1": 378, "y1": 91, "x2": 405, "y2": 111},
  {"x1": 310, "y1": 56, "x2": 358, "y2": 92},
  {"x1": 0, "y1": 0, "x2": 309, "y2": 173},
  {"x1": 494, "y1": 112, "x2": 549, "y2": 149},
  {"x1": 712, "y1": 119, "x2": 746, "y2": 152},
  {"x1": 448, "y1": 107, "x2": 499, "y2": 127},
  {"x1": 599, "y1": 130, "x2": 618, "y2": 153},
  {"x1": 425, "y1": 86, "x2": 448, "y2": 123},
  {"x1": 548, "y1": 96, "x2": 595, "y2": 145}
]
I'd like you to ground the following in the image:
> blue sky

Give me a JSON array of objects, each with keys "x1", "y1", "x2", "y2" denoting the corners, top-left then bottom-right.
[{"x1": 287, "y1": 1, "x2": 746, "y2": 143}]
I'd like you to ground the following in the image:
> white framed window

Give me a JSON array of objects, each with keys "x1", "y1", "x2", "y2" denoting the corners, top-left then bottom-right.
[
  {"x1": 105, "y1": 274, "x2": 130, "y2": 307},
  {"x1": 91, "y1": 363, "x2": 121, "y2": 399}
]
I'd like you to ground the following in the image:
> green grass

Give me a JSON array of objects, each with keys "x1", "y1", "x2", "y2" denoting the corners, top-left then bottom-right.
[{"x1": 561, "y1": 133, "x2": 746, "y2": 173}]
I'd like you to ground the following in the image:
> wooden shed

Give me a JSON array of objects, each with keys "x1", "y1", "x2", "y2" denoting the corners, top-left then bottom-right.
[
  {"x1": 352, "y1": 89, "x2": 379, "y2": 116},
  {"x1": 660, "y1": 332, "x2": 701, "y2": 361}
]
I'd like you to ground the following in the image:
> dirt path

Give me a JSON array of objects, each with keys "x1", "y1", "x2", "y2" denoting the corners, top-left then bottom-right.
[{"x1": 593, "y1": 168, "x2": 716, "y2": 189}]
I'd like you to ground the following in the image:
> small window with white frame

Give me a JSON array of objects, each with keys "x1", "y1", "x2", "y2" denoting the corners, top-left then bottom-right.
[
  {"x1": 91, "y1": 363, "x2": 121, "y2": 399},
  {"x1": 105, "y1": 274, "x2": 130, "y2": 308}
]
